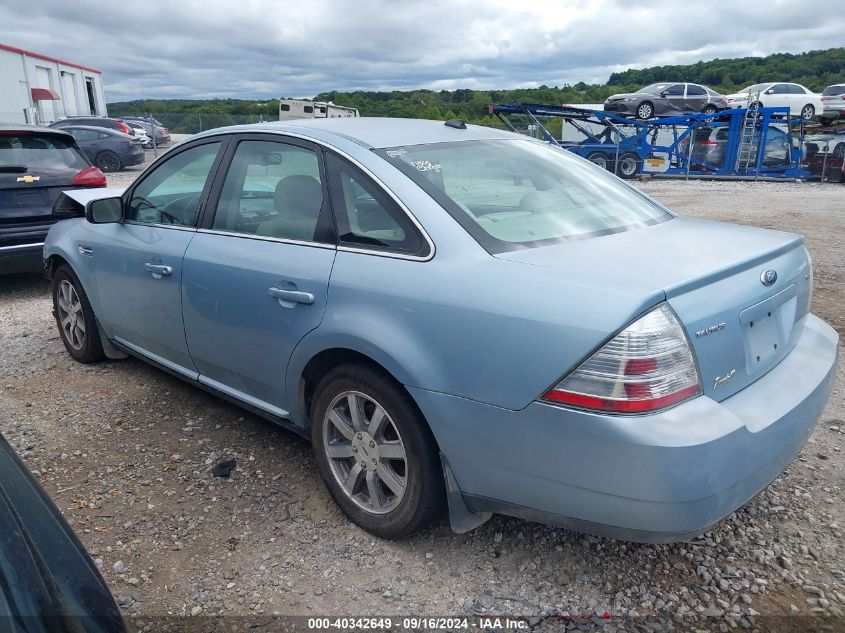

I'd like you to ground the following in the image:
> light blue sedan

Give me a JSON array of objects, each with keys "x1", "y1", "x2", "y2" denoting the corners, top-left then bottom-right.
[{"x1": 44, "y1": 118, "x2": 838, "y2": 541}]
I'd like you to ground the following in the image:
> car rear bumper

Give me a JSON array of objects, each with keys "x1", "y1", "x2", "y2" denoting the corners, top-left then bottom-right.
[
  {"x1": 412, "y1": 313, "x2": 838, "y2": 542},
  {"x1": 822, "y1": 106, "x2": 844, "y2": 119},
  {"x1": 0, "y1": 242, "x2": 44, "y2": 274}
]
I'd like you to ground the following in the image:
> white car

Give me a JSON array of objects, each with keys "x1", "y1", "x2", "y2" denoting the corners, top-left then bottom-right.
[
  {"x1": 725, "y1": 82, "x2": 823, "y2": 120},
  {"x1": 126, "y1": 122, "x2": 152, "y2": 147}
]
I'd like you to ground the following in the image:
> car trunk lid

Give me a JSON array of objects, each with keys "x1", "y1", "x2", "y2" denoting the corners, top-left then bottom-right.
[{"x1": 495, "y1": 217, "x2": 812, "y2": 402}]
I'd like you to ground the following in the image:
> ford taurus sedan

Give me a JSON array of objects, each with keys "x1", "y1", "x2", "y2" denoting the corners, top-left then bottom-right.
[{"x1": 43, "y1": 118, "x2": 838, "y2": 541}]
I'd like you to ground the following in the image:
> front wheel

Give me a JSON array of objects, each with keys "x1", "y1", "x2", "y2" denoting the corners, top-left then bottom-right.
[
  {"x1": 52, "y1": 265, "x2": 105, "y2": 363},
  {"x1": 800, "y1": 104, "x2": 815, "y2": 121},
  {"x1": 635, "y1": 102, "x2": 654, "y2": 120},
  {"x1": 310, "y1": 363, "x2": 444, "y2": 539},
  {"x1": 617, "y1": 152, "x2": 642, "y2": 179}
]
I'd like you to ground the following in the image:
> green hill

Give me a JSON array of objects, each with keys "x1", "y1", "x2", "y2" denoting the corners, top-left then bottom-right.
[{"x1": 108, "y1": 47, "x2": 845, "y2": 127}]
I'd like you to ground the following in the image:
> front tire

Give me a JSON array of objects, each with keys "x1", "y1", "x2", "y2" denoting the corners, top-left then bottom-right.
[
  {"x1": 635, "y1": 102, "x2": 654, "y2": 120},
  {"x1": 52, "y1": 265, "x2": 105, "y2": 363},
  {"x1": 310, "y1": 363, "x2": 444, "y2": 539}
]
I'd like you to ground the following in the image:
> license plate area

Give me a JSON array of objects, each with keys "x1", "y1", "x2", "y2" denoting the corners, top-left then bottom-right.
[{"x1": 740, "y1": 284, "x2": 797, "y2": 373}]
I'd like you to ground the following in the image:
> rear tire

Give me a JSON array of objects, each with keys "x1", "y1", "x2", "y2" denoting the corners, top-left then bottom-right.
[
  {"x1": 95, "y1": 150, "x2": 121, "y2": 173},
  {"x1": 800, "y1": 104, "x2": 815, "y2": 121},
  {"x1": 617, "y1": 152, "x2": 641, "y2": 178},
  {"x1": 702, "y1": 105, "x2": 717, "y2": 115},
  {"x1": 310, "y1": 363, "x2": 444, "y2": 539},
  {"x1": 586, "y1": 152, "x2": 610, "y2": 171},
  {"x1": 52, "y1": 265, "x2": 105, "y2": 363}
]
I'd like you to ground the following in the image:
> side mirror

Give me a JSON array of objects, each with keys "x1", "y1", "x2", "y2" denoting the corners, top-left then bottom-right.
[
  {"x1": 85, "y1": 197, "x2": 123, "y2": 224},
  {"x1": 765, "y1": 89, "x2": 774, "y2": 94}
]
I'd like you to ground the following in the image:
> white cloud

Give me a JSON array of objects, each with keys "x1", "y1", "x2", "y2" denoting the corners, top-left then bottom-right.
[{"x1": 0, "y1": 0, "x2": 841, "y2": 101}]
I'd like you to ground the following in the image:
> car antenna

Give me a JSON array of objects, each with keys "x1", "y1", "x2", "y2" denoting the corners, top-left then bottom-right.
[{"x1": 444, "y1": 119, "x2": 467, "y2": 129}]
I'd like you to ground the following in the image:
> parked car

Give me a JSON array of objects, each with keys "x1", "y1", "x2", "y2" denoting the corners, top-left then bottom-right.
[
  {"x1": 126, "y1": 121, "x2": 152, "y2": 147},
  {"x1": 680, "y1": 125, "x2": 792, "y2": 169},
  {"x1": 820, "y1": 84, "x2": 845, "y2": 124},
  {"x1": 604, "y1": 82, "x2": 728, "y2": 119},
  {"x1": 0, "y1": 431, "x2": 125, "y2": 631},
  {"x1": 1, "y1": 124, "x2": 105, "y2": 274},
  {"x1": 803, "y1": 135, "x2": 845, "y2": 182},
  {"x1": 724, "y1": 83, "x2": 823, "y2": 120},
  {"x1": 60, "y1": 125, "x2": 145, "y2": 173},
  {"x1": 44, "y1": 118, "x2": 838, "y2": 542},
  {"x1": 50, "y1": 116, "x2": 138, "y2": 138},
  {"x1": 120, "y1": 117, "x2": 171, "y2": 144}
]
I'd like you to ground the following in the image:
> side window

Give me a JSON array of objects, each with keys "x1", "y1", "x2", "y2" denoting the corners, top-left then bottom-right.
[
  {"x1": 687, "y1": 84, "x2": 706, "y2": 96},
  {"x1": 664, "y1": 84, "x2": 685, "y2": 96},
  {"x1": 212, "y1": 140, "x2": 332, "y2": 243},
  {"x1": 126, "y1": 142, "x2": 221, "y2": 226},
  {"x1": 787, "y1": 84, "x2": 806, "y2": 94},
  {"x1": 326, "y1": 153, "x2": 428, "y2": 256},
  {"x1": 770, "y1": 84, "x2": 788, "y2": 94}
]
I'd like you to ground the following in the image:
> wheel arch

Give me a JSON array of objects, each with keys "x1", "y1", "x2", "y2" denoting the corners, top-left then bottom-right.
[{"x1": 285, "y1": 332, "x2": 439, "y2": 433}]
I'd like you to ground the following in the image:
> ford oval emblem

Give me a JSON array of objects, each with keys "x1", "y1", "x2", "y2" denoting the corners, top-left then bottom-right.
[{"x1": 760, "y1": 269, "x2": 778, "y2": 286}]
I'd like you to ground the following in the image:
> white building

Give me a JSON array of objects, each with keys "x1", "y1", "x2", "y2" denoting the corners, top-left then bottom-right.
[{"x1": 0, "y1": 42, "x2": 107, "y2": 125}]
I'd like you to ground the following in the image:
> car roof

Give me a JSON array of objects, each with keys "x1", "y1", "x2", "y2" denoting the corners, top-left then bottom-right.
[
  {"x1": 195, "y1": 117, "x2": 518, "y2": 149},
  {"x1": 0, "y1": 122, "x2": 73, "y2": 138},
  {"x1": 59, "y1": 124, "x2": 117, "y2": 133}
]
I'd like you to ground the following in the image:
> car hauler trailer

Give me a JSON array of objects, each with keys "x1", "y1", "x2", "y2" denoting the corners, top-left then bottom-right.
[
  {"x1": 279, "y1": 99, "x2": 358, "y2": 121},
  {"x1": 489, "y1": 102, "x2": 809, "y2": 180}
]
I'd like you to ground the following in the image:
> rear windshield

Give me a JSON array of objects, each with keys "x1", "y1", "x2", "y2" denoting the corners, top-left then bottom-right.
[
  {"x1": 822, "y1": 85, "x2": 845, "y2": 96},
  {"x1": 375, "y1": 139, "x2": 672, "y2": 253},
  {"x1": 0, "y1": 133, "x2": 89, "y2": 172}
]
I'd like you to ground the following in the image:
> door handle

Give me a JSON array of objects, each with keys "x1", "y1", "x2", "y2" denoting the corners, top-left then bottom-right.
[
  {"x1": 144, "y1": 262, "x2": 173, "y2": 279},
  {"x1": 268, "y1": 287, "x2": 315, "y2": 305},
  {"x1": 78, "y1": 245, "x2": 93, "y2": 256}
]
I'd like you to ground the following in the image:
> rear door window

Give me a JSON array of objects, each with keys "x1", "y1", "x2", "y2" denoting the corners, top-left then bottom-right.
[
  {"x1": 686, "y1": 85, "x2": 707, "y2": 96},
  {"x1": 211, "y1": 139, "x2": 333, "y2": 244},
  {"x1": 326, "y1": 153, "x2": 427, "y2": 256}
]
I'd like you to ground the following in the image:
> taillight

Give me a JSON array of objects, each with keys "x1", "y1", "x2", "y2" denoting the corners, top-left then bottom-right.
[
  {"x1": 699, "y1": 140, "x2": 718, "y2": 146},
  {"x1": 542, "y1": 303, "x2": 701, "y2": 414},
  {"x1": 117, "y1": 121, "x2": 130, "y2": 134},
  {"x1": 72, "y1": 166, "x2": 107, "y2": 187}
]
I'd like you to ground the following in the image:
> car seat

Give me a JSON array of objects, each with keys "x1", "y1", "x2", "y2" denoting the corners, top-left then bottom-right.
[{"x1": 256, "y1": 175, "x2": 323, "y2": 241}]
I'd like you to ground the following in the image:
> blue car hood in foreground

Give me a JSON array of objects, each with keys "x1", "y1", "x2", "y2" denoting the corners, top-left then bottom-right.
[{"x1": 495, "y1": 217, "x2": 811, "y2": 402}]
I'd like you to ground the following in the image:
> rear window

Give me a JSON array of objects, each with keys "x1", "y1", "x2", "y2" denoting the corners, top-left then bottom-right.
[
  {"x1": 822, "y1": 85, "x2": 845, "y2": 96},
  {"x1": 0, "y1": 133, "x2": 89, "y2": 172},
  {"x1": 375, "y1": 139, "x2": 671, "y2": 253}
]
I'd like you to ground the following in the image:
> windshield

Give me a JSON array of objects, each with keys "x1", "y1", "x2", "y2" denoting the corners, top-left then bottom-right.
[
  {"x1": 740, "y1": 83, "x2": 770, "y2": 94},
  {"x1": 375, "y1": 139, "x2": 672, "y2": 253},
  {"x1": 0, "y1": 133, "x2": 88, "y2": 172},
  {"x1": 637, "y1": 83, "x2": 670, "y2": 94}
]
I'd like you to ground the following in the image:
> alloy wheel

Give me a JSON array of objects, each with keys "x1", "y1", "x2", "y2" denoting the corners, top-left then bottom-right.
[
  {"x1": 637, "y1": 103, "x2": 653, "y2": 119},
  {"x1": 323, "y1": 391, "x2": 407, "y2": 515},
  {"x1": 801, "y1": 105, "x2": 815, "y2": 120},
  {"x1": 57, "y1": 280, "x2": 86, "y2": 351}
]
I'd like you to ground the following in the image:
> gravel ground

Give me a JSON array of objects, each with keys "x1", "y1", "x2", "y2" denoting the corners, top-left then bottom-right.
[{"x1": 1, "y1": 158, "x2": 844, "y2": 631}]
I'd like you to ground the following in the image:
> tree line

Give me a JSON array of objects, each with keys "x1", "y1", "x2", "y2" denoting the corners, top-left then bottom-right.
[{"x1": 108, "y1": 47, "x2": 845, "y2": 126}]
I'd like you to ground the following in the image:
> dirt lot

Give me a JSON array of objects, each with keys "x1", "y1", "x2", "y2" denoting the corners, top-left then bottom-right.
[{"x1": 1, "y1": 160, "x2": 843, "y2": 631}]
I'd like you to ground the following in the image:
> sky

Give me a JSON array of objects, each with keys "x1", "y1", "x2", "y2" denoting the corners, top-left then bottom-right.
[{"x1": 1, "y1": 0, "x2": 842, "y2": 102}]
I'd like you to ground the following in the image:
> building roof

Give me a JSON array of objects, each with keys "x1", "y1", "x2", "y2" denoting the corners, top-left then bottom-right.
[{"x1": 0, "y1": 43, "x2": 101, "y2": 74}]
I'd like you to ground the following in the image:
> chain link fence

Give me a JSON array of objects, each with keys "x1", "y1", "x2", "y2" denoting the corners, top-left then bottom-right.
[{"x1": 110, "y1": 112, "x2": 272, "y2": 134}]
